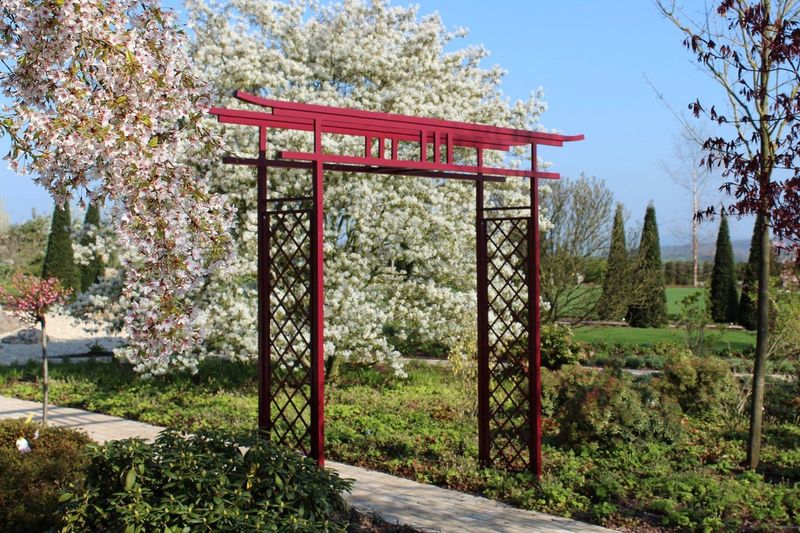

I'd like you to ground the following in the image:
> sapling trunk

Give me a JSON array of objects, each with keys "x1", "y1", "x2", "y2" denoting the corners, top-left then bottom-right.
[
  {"x1": 747, "y1": 214, "x2": 770, "y2": 469},
  {"x1": 40, "y1": 315, "x2": 48, "y2": 426}
]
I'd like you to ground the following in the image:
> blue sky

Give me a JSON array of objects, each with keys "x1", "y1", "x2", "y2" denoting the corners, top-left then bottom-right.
[{"x1": 0, "y1": 0, "x2": 754, "y2": 244}]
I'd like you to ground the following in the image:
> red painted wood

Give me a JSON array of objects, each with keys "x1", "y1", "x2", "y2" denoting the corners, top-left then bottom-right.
[
  {"x1": 476, "y1": 148, "x2": 491, "y2": 467},
  {"x1": 257, "y1": 126, "x2": 270, "y2": 431},
  {"x1": 529, "y1": 144, "x2": 543, "y2": 477},
  {"x1": 277, "y1": 151, "x2": 561, "y2": 180},
  {"x1": 227, "y1": 91, "x2": 583, "y2": 147},
  {"x1": 310, "y1": 119, "x2": 325, "y2": 467}
]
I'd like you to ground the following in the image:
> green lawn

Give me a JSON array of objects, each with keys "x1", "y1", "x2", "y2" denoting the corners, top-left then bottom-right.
[
  {"x1": 0, "y1": 359, "x2": 798, "y2": 531},
  {"x1": 562, "y1": 286, "x2": 720, "y2": 320},
  {"x1": 666, "y1": 286, "x2": 705, "y2": 315},
  {"x1": 574, "y1": 325, "x2": 755, "y2": 353}
]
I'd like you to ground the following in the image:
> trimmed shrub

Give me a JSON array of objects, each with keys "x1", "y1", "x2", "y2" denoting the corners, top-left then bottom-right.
[
  {"x1": 549, "y1": 367, "x2": 681, "y2": 449},
  {"x1": 0, "y1": 419, "x2": 90, "y2": 533},
  {"x1": 59, "y1": 429, "x2": 352, "y2": 532},
  {"x1": 657, "y1": 353, "x2": 737, "y2": 418},
  {"x1": 627, "y1": 203, "x2": 668, "y2": 328},
  {"x1": 709, "y1": 215, "x2": 739, "y2": 323},
  {"x1": 78, "y1": 202, "x2": 105, "y2": 290},
  {"x1": 541, "y1": 324, "x2": 583, "y2": 369}
]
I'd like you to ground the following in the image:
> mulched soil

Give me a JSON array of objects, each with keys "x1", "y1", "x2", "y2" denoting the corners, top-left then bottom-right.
[{"x1": 345, "y1": 508, "x2": 426, "y2": 532}]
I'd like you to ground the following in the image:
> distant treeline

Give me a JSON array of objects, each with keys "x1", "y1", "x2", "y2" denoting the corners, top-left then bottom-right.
[
  {"x1": 663, "y1": 260, "x2": 748, "y2": 286},
  {"x1": 579, "y1": 258, "x2": 750, "y2": 287}
]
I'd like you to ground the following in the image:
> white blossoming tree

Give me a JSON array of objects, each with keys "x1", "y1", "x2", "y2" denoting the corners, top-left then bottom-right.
[
  {"x1": 0, "y1": 0, "x2": 232, "y2": 374},
  {"x1": 187, "y1": 0, "x2": 551, "y2": 375}
]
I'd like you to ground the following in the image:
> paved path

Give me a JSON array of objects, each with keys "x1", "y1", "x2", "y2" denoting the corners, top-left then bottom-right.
[{"x1": 0, "y1": 396, "x2": 612, "y2": 533}]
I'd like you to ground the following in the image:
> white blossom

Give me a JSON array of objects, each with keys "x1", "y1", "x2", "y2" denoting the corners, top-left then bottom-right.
[{"x1": 188, "y1": 0, "x2": 551, "y2": 373}]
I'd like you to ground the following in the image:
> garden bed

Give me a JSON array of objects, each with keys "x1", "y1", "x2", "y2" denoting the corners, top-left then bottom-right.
[{"x1": 0, "y1": 359, "x2": 798, "y2": 531}]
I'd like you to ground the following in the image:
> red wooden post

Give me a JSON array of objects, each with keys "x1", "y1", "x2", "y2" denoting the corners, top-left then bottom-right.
[
  {"x1": 257, "y1": 126, "x2": 271, "y2": 431},
  {"x1": 476, "y1": 148, "x2": 490, "y2": 467},
  {"x1": 311, "y1": 119, "x2": 326, "y2": 466},
  {"x1": 528, "y1": 144, "x2": 542, "y2": 476}
]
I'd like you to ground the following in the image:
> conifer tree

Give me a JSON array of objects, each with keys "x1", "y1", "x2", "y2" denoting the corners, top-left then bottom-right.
[
  {"x1": 710, "y1": 214, "x2": 739, "y2": 322},
  {"x1": 597, "y1": 203, "x2": 628, "y2": 320},
  {"x1": 627, "y1": 203, "x2": 667, "y2": 327},
  {"x1": 79, "y1": 202, "x2": 105, "y2": 290},
  {"x1": 42, "y1": 203, "x2": 80, "y2": 294},
  {"x1": 738, "y1": 217, "x2": 778, "y2": 329}
]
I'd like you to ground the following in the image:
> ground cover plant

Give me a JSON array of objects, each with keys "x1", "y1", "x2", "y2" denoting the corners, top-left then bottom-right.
[
  {"x1": 59, "y1": 429, "x2": 352, "y2": 532},
  {"x1": 1, "y1": 358, "x2": 798, "y2": 531}
]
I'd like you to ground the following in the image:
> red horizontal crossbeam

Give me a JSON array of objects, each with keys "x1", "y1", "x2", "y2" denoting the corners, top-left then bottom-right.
[
  {"x1": 209, "y1": 92, "x2": 583, "y2": 182},
  {"x1": 231, "y1": 91, "x2": 582, "y2": 148},
  {"x1": 278, "y1": 151, "x2": 560, "y2": 180}
]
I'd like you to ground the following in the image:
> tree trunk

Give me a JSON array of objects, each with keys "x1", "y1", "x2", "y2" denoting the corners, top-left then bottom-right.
[
  {"x1": 40, "y1": 315, "x2": 48, "y2": 426},
  {"x1": 692, "y1": 177, "x2": 699, "y2": 288},
  {"x1": 747, "y1": 213, "x2": 770, "y2": 469}
]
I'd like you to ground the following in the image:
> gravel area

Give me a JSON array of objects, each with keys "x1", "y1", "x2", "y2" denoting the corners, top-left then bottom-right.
[{"x1": 0, "y1": 311, "x2": 124, "y2": 364}]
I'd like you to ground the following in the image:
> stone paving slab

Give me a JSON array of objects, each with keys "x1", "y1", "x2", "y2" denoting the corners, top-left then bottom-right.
[
  {"x1": 0, "y1": 396, "x2": 164, "y2": 443},
  {"x1": 0, "y1": 395, "x2": 613, "y2": 533}
]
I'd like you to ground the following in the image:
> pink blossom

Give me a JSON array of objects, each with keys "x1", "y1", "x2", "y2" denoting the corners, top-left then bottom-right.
[
  {"x1": 0, "y1": 1, "x2": 233, "y2": 373},
  {"x1": 0, "y1": 273, "x2": 72, "y2": 324}
]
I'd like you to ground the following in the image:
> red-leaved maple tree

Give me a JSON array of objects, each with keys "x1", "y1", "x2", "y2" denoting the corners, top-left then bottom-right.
[{"x1": 658, "y1": 0, "x2": 800, "y2": 469}]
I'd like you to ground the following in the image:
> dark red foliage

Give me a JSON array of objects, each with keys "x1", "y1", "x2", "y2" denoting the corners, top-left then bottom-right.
[{"x1": 679, "y1": 1, "x2": 800, "y2": 258}]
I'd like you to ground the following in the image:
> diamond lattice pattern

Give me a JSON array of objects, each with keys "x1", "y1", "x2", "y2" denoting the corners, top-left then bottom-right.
[
  {"x1": 485, "y1": 217, "x2": 532, "y2": 470},
  {"x1": 268, "y1": 204, "x2": 313, "y2": 455}
]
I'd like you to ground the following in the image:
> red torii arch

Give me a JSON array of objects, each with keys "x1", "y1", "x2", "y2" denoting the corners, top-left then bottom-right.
[{"x1": 210, "y1": 91, "x2": 582, "y2": 475}]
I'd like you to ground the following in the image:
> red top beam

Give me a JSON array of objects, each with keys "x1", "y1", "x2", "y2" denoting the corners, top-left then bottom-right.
[{"x1": 209, "y1": 91, "x2": 583, "y2": 181}]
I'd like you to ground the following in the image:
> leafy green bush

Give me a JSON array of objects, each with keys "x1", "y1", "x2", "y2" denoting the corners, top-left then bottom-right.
[
  {"x1": 657, "y1": 353, "x2": 737, "y2": 418},
  {"x1": 541, "y1": 324, "x2": 583, "y2": 369},
  {"x1": 549, "y1": 367, "x2": 681, "y2": 449},
  {"x1": 59, "y1": 429, "x2": 352, "y2": 532},
  {"x1": 0, "y1": 418, "x2": 90, "y2": 533}
]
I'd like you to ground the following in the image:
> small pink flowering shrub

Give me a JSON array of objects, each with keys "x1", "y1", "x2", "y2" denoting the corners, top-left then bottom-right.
[{"x1": 0, "y1": 273, "x2": 71, "y2": 325}]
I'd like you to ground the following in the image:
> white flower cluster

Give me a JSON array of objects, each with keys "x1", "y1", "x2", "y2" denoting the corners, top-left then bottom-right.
[
  {"x1": 187, "y1": 0, "x2": 551, "y2": 374},
  {"x1": 1, "y1": 0, "x2": 233, "y2": 374}
]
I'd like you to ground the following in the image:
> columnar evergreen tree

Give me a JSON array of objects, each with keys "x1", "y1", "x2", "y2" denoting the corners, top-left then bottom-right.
[
  {"x1": 597, "y1": 203, "x2": 628, "y2": 320},
  {"x1": 710, "y1": 214, "x2": 739, "y2": 323},
  {"x1": 79, "y1": 203, "x2": 105, "y2": 290},
  {"x1": 627, "y1": 203, "x2": 667, "y2": 328},
  {"x1": 738, "y1": 217, "x2": 778, "y2": 329},
  {"x1": 42, "y1": 203, "x2": 80, "y2": 294}
]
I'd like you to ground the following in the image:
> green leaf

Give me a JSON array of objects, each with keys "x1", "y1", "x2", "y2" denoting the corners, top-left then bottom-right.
[
  {"x1": 58, "y1": 492, "x2": 73, "y2": 503},
  {"x1": 124, "y1": 467, "x2": 137, "y2": 491}
]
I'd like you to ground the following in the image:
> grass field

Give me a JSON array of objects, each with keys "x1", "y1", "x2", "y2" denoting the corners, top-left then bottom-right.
[
  {"x1": 665, "y1": 286, "x2": 705, "y2": 315},
  {"x1": 574, "y1": 325, "x2": 755, "y2": 353},
  {"x1": 562, "y1": 286, "x2": 712, "y2": 319}
]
